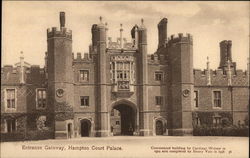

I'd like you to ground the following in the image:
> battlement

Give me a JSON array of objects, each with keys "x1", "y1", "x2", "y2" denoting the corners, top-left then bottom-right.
[
  {"x1": 1, "y1": 64, "x2": 46, "y2": 85},
  {"x1": 2, "y1": 64, "x2": 45, "y2": 75},
  {"x1": 72, "y1": 52, "x2": 94, "y2": 63},
  {"x1": 147, "y1": 54, "x2": 167, "y2": 65},
  {"x1": 47, "y1": 27, "x2": 72, "y2": 39},
  {"x1": 194, "y1": 68, "x2": 249, "y2": 86},
  {"x1": 168, "y1": 33, "x2": 193, "y2": 45}
]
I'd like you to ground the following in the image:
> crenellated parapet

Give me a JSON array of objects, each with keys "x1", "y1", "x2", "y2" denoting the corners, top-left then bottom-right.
[
  {"x1": 167, "y1": 33, "x2": 193, "y2": 45},
  {"x1": 1, "y1": 64, "x2": 46, "y2": 85},
  {"x1": 147, "y1": 54, "x2": 167, "y2": 65},
  {"x1": 194, "y1": 68, "x2": 249, "y2": 86},
  {"x1": 47, "y1": 27, "x2": 72, "y2": 39},
  {"x1": 72, "y1": 52, "x2": 94, "y2": 63}
]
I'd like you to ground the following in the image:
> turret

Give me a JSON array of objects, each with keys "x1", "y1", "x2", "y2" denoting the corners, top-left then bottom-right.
[
  {"x1": 158, "y1": 18, "x2": 168, "y2": 48},
  {"x1": 47, "y1": 12, "x2": 74, "y2": 139},
  {"x1": 168, "y1": 33, "x2": 194, "y2": 135},
  {"x1": 91, "y1": 24, "x2": 98, "y2": 49},
  {"x1": 95, "y1": 16, "x2": 108, "y2": 137}
]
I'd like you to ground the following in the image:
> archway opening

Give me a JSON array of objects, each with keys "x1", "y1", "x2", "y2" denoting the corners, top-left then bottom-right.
[
  {"x1": 80, "y1": 119, "x2": 91, "y2": 137},
  {"x1": 111, "y1": 104, "x2": 135, "y2": 136},
  {"x1": 155, "y1": 120, "x2": 164, "y2": 135}
]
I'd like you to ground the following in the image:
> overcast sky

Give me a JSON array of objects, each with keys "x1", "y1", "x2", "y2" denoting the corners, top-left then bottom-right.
[{"x1": 2, "y1": 1, "x2": 249, "y2": 70}]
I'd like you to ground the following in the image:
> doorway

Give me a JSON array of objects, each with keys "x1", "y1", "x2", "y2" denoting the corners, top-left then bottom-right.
[
  {"x1": 155, "y1": 120, "x2": 164, "y2": 135},
  {"x1": 80, "y1": 119, "x2": 91, "y2": 137}
]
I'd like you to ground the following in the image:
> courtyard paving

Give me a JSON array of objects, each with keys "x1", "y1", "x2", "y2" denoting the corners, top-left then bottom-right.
[{"x1": 1, "y1": 136, "x2": 248, "y2": 158}]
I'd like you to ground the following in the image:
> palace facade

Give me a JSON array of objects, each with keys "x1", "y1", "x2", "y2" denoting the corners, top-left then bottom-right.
[{"x1": 1, "y1": 12, "x2": 249, "y2": 140}]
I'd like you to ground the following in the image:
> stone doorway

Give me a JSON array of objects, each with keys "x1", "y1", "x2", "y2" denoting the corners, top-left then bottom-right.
[
  {"x1": 111, "y1": 104, "x2": 136, "y2": 136},
  {"x1": 155, "y1": 120, "x2": 164, "y2": 135},
  {"x1": 80, "y1": 119, "x2": 91, "y2": 137}
]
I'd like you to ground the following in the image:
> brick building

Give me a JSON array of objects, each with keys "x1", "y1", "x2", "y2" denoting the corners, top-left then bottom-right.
[{"x1": 1, "y1": 12, "x2": 249, "y2": 140}]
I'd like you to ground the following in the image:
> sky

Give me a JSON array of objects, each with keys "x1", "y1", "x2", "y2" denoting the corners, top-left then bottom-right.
[{"x1": 2, "y1": 1, "x2": 249, "y2": 70}]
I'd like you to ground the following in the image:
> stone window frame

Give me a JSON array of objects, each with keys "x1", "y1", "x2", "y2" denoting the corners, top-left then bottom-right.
[
  {"x1": 79, "y1": 69, "x2": 90, "y2": 82},
  {"x1": 212, "y1": 89, "x2": 223, "y2": 109},
  {"x1": 194, "y1": 90, "x2": 199, "y2": 108},
  {"x1": 80, "y1": 96, "x2": 89, "y2": 107},
  {"x1": 115, "y1": 121, "x2": 120, "y2": 125},
  {"x1": 213, "y1": 116, "x2": 222, "y2": 126},
  {"x1": 2, "y1": 119, "x2": 17, "y2": 133},
  {"x1": 4, "y1": 88, "x2": 17, "y2": 111},
  {"x1": 36, "y1": 88, "x2": 46, "y2": 109},
  {"x1": 154, "y1": 71, "x2": 164, "y2": 81},
  {"x1": 155, "y1": 96, "x2": 163, "y2": 106}
]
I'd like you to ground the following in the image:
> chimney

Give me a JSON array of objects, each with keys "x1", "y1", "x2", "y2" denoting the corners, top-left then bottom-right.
[
  {"x1": 120, "y1": 24, "x2": 123, "y2": 49},
  {"x1": 60, "y1": 12, "x2": 65, "y2": 29}
]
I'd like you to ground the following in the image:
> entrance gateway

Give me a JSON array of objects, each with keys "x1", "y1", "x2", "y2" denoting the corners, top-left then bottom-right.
[{"x1": 110, "y1": 104, "x2": 136, "y2": 136}]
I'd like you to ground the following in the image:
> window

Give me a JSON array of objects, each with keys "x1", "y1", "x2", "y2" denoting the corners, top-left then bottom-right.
[
  {"x1": 79, "y1": 70, "x2": 89, "y2": 82},
  {"x1": 6, "y1": 89, "x2": 16, "y2": 109},
  {"x1": 194, "y1": 91, "x2": 198, "y2": 108},
  {"x1": 6, "y1": 119, "x2": 16, "y2": 133},
  {"x1": 36, "y1": 89, "x2": 46, "y2": 109},
  {"x1": 193, "y1": 117, "x2": 200, "y2": 126},
  {"x1": 80, "y1": 96, "x2": 89, "y2": 107},
  {"x1": 155, "y1": 96, "x2": 163, "y2": 105},
  {"x1": 155, "y1": 71, "x2": 163, "y2": 81},
  {"x1": 213, "y1": 91, "x2": 222, "y2": 108},
  {"x1": 213, "y1": 117, "x2": 221, "y2": 126},
  {"x1": 116, "y1": 121, "x2": 120, "y2": 125}
]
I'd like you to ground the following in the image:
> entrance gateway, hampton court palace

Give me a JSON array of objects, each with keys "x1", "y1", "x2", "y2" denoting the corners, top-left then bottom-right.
[{"x1": 1, "y1": 12, "x2": 249, "y2": 140}]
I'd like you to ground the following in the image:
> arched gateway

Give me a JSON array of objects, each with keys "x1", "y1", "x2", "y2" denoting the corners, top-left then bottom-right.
[{"x1": 110, "y1": 100, "x2": 137, "y2": 136}]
